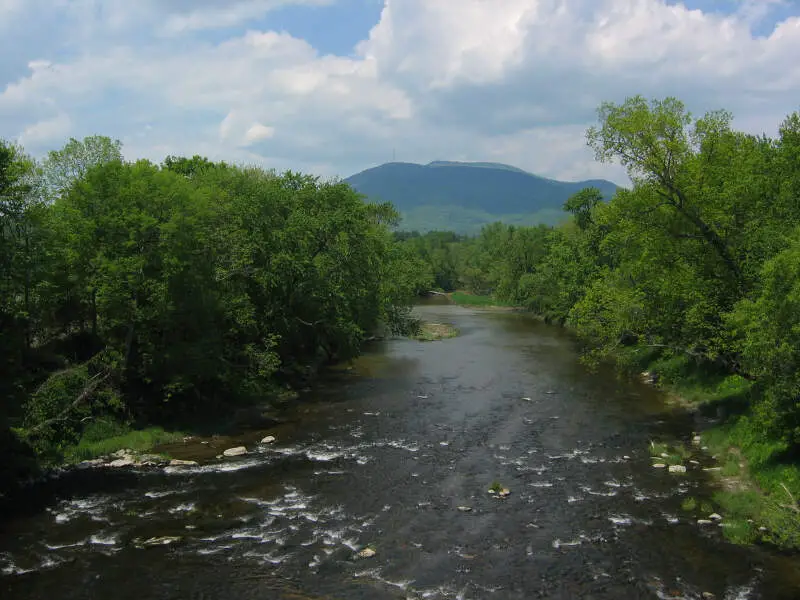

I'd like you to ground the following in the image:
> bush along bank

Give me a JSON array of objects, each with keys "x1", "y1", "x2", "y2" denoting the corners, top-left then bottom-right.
[
  {"x1": 0, "y1": 139, "x2": 429, "y2": 496},
  {"x1": 397, "y1": 95, "x2": 800, "y2": 550}
]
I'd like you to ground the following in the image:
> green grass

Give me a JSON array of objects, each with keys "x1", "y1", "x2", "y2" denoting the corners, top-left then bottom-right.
[
  {"x1": 412, "y1": 322, "x2": 459, "y2": 341},
  {"x1": 645, "y1": 354, "x2": 755, "y2": 408},
  {"x1": 450, "y1": 292, "x2": 515, "y2": 307},
  {"x1": 489, "y1": 481, "x2": 505, "y2": 493},
  {"x1": 63, "y1": 420, "x2": 184, "y2": 463},
  {"x1": 648, "y1": 440, "x2": 689, "y2": 466},
  {"x1": 698, "y1": 417, "x2": 800, "y2": 549}
]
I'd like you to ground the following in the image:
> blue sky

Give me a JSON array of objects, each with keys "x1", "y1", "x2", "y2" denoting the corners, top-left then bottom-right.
[{"x1": 1, "y1": 0, "x2": 799, "y2": 184}]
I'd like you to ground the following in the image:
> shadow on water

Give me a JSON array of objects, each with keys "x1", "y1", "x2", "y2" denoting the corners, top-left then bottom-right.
[{"x1": 3, "y1": 305, "x2": 800, "y2": 599}]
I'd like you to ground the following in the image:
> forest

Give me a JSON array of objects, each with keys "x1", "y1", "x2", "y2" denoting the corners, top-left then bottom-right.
[
  {"x1": 399, "y1": 96, "x2": 800, "y2": 546},
  {"x1": 0, "y1": 138, "x2": 428, "y2": 492}
]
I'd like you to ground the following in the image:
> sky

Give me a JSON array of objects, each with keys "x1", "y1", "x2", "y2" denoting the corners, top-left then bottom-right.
[{"x1": 1, "y1": 0, "x2": 799, "y2": 185}]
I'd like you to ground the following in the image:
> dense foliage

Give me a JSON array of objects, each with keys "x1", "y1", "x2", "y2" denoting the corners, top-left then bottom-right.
[
  {"x1": 0, "y1": 139, "x2": 426, "y2": 483},
  {"x1": 401, "y1": 96, "x2": 800, "y2": 474}
]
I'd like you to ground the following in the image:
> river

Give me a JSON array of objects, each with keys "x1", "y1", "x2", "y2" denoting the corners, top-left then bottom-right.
[{"x1": 2, "y1": 302, "x2": 800, "y2": 599}]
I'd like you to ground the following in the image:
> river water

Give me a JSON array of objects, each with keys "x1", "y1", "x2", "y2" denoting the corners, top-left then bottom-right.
[{"x1": 3, "y1": 302, "x2": 800, "y2": 599}]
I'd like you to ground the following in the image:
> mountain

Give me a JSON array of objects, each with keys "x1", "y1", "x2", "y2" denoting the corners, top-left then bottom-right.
[{"x1": 344, "y1": 161, "x2": 620, "y2": 234}]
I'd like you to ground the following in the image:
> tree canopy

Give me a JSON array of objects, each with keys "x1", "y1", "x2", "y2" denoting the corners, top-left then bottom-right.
[{"x1": 0, "y1": 137, "x2": 424, "y2": 477}]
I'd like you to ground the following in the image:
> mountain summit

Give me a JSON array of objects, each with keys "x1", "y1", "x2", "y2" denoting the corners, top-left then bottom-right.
[{"x1": 344, "y1": 161, "x2": 619, "y2": 233}]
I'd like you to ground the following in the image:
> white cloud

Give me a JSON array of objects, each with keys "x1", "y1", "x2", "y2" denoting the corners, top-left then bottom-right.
[
  {"x1": 244, "y1": 123, "x2": 275, "y2": 144},
  {"x1": 0, "y1": 0, "x2": 799, "y2": 183},
  {"x1": 219, "y1": 111, "x2": 276, "y2": 146},
  {"x1": 160, "y1": 0, "x2": 334, "y2": 36},
  {"x1": 18, "y1": 112, "x2": 72, "y2": 147}
]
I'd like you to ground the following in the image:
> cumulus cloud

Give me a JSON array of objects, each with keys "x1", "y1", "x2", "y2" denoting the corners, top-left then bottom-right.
[
  {"x1": 244, "y1": 123, "x2": 276, "y2": 144},
  {"x1": 18, "y1": 112, "x2": 72, "y2": 147},
  {"x1": 0, "y1": 0, "x2": 798, "y2": 182}
]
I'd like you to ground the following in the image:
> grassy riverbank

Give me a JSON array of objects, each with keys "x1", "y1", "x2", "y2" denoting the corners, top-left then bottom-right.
[
  {"x1": 449, "y1": 291, "x2": 517, "y2": 308},
  {"x1": 61, "y1": 421, "x2": 185, "y2": 464},
  {"x1": 626, "y1": 350, "x2": 800, "y2": 550}
]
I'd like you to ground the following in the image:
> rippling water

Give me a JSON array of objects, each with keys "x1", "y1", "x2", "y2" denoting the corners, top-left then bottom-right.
[{"x1": 2, "y1": 303, "x2": 800, "y2": 599}]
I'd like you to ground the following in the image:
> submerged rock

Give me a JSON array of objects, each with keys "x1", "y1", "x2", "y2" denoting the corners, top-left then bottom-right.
[{"x1": 223, "y1": 446, "x2": 247, "y2": 457}]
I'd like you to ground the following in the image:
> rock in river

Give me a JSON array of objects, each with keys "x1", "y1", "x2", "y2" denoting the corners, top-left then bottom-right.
[
  {"x1": 357, "y1": 547, "x2": 376, "y2": 558},
  {"x1": 668, "y1": 464, "x2": 687, "y2": 473},
  {"x1": 107, "y1": 457, "x2": 135, "y2": 468},
  {"x1": 260, "y1": 435, "x2": 276, "y2": 444},
  {"x1": 223, "y1": 446, "x2": 247, "y2": 457},
  {"x1": 169, "y1": 459, "x2": 198, "y2": 467}
]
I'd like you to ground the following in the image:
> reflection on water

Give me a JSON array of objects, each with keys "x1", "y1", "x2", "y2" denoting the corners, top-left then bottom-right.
[{"x1": 2, "y1": 305, "x2": 800, "y2": 599}]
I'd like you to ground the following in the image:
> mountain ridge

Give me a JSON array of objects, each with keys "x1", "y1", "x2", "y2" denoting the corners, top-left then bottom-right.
[{"x1": 344, "y1": 160, "x2": 620, "y2": 233}]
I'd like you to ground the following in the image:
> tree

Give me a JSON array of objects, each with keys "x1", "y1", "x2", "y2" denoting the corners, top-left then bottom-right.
[
  {"x1": 162, "y1": 155, "x2": 223, "y2": 177},
  {"x1": 587, "y1": 96, "x2": 741, "y2": 282},
  {"x1": 0, "y1": 140, "x2": 43, "y2": 363},
  {"x1": 42, "y1": 135, "x2": 123, "y2": 198},
  {"x1": 563, "y1": 187, "x2": 604, "y2": 231}
]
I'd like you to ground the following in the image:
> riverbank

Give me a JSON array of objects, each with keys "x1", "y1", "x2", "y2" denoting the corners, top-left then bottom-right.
[
  {"x1": 447, "y1": 291, "x2": 520, "y2": 310},
  {"x1": 59, "y1": 422, "x2": 185, "y2": 464},
  {"x1": 620, "y1": 348, "x2": 800, "y2": 551}
]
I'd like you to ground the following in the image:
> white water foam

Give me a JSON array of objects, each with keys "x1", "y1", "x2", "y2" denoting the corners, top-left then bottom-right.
[
  {"x1": 50, "y1": 496, "x2": 112, "y2": 525},
  {"x1": 89, "y1": 532, "x2": 119, "y2": 546}
]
